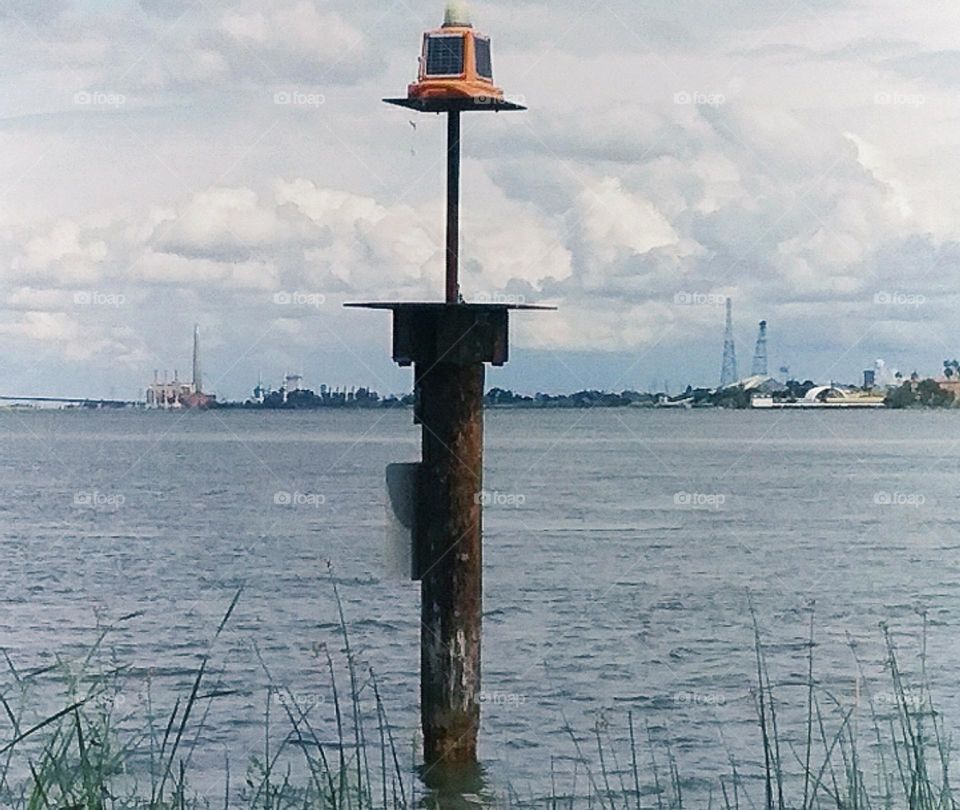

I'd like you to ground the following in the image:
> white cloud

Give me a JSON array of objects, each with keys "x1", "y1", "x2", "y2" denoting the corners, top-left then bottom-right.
[
  {"x1": 576, "y1": 177, "x2": 682, "y2": 261},
  {"x1": 17, "y1": 221, "x2": 108, "y2": 282},
  {"x1": 3, "y1": 0, "x2": 960, "y2": 392}
]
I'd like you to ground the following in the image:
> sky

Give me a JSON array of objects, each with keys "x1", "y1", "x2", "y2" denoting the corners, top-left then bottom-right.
[{"x1": 2, "y1": 0, "x2": 960, "y2": 399}]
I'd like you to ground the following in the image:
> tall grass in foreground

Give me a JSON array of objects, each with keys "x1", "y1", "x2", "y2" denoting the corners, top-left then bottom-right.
[
  {"x1": 0, "y1": 592, "x2": 953, "y2": 809},
  {"x1": 557, "y1": 607, "x2": 954, "y2": 810}
]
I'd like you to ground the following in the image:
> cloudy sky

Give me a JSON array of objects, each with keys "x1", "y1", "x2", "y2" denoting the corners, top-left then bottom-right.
[{"x1": 2, "y1": 0, "x2": 959, "y2": 399}]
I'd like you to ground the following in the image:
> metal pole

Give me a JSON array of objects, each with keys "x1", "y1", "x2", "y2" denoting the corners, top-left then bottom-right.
[
  {"x1": 417, "y1": 358, "x2": 484, "y2": 765},
  {"x1": 445, "y1": 110, "x2": 461, "y2": 304}
]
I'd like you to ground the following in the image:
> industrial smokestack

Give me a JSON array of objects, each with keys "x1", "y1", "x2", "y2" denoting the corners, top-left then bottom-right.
[
  {"x1": 192, "y1": 324, "x2": 202, "y2": 394},
  {"x1": 719, "y1": 298, "x2": 738, "y2": 387},
  {"x1": 751, "y1": 320, "x2": 768, "y2": 377}
]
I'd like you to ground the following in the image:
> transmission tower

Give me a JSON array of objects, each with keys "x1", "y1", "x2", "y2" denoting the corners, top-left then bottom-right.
[
  {"x1": 719, "y1": 297, "x2": 738, "y2": 387},
  {"x1": 751, "y1": 320, "x2": 768, "y2": 377}
]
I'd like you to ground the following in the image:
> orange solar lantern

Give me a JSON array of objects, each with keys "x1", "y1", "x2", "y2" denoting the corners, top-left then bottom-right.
[
  {"x1": 385, "y1": 2, "x2": 525, "y2": 303},
  {"x1": 408, "y1": 2, "x2": 504, "y2": 103}
]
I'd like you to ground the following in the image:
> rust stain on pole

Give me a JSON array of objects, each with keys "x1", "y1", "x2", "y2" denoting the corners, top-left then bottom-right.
[{"x1": 417, "y1": 359, "x2": 484, "y2": 763}]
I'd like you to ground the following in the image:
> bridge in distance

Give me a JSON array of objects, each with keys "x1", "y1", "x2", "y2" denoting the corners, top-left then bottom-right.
[{"x1": 0, "y1": 395, "x2": 137, "y2": 408}]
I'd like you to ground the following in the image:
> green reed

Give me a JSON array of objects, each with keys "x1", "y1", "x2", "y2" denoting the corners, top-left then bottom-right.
[{"x1": 0, "y1": 592, "x2": 953, "y2": 810}]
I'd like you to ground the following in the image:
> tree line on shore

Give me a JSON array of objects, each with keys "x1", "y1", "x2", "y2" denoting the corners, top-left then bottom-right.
[{"x1": 213, "y1": 378, "x2": 960, "y2": 410}]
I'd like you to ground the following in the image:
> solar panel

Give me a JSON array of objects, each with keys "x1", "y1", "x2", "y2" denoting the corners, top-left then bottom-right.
[
  {"x1": 475, "y1": 37, "x2": 492, "y2": 79},
  {"x1": 425, "y1": 35, "x2": 464, "y2": 76}
]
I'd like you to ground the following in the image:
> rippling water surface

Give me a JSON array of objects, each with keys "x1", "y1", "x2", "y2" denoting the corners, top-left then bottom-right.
[{"x1": 2, "y1": 408, "x2": 958, "y2": 803}]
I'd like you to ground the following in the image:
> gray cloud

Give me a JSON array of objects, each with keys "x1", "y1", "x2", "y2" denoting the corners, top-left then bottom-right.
[{"x1": 1, "y1": 0, "x2": 959, "y2": 396}]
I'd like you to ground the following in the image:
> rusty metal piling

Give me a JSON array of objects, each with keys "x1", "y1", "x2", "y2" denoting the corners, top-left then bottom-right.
[
  {"x1": 351, "y1": 94, "x2": 546, "y2": 770},
  {"x1": 417, "y1": 357, "x2": 484, "y2": 762}
]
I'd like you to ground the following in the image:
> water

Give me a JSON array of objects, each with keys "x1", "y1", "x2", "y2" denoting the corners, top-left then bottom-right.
[{"x1": 1, "y1": 408, "x2": 958, "y2": 803}]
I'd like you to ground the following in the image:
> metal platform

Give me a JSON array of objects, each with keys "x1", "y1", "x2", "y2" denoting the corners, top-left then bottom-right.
[
  {"x1": 346, "y1": 302, "x2": 552, "y2": 311},
  {"x1": 346, "y1": 301, "x2": 554, "y2": 367},
  {"x1": 384, "y1": 97, "x2": 526, "y2": 113}
]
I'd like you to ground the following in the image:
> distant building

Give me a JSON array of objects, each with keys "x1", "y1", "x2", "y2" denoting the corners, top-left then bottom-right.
[
  {"x1": 738, "y1": 374, "x2": 788, "y2": 394},
  {"x1": 282, "y1": 374, "x2": 303, "y2": 404},
  {"x1": 145, "y1": 371, "x2": 193, "y2": 409},
  {"x1": 146, "y1": 325, "x2": 216, "y2": 409},
  {"x1": 863, "y1": 369, "x2": 876, "y2": 389},
  {"x1": 934, "y1": 378, "x2": 960, "y2": 402},
  {"x1": 873, "y1": 359, "x2": 899, "y2": 387},
  {"x1": 252, "y1": 374, "x2": 270, "y2": 404}
]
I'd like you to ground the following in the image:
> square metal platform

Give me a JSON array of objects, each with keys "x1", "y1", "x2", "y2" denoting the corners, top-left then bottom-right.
[
  {"x1": 384, "y1": 97, "x2": 526, "y2": 113},
  {"x1": 346, "y1": 302, "x2": 552, "y2": 367}
]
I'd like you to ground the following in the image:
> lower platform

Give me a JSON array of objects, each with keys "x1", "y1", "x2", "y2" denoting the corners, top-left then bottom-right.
[{"x1": 345, "y1": 302, "x2": 552, "y2": 367}]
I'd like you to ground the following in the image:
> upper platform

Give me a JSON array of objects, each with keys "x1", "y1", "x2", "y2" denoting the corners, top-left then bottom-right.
[{"x1": 384, "y1": 97, "x2": 526, "y2": 113}]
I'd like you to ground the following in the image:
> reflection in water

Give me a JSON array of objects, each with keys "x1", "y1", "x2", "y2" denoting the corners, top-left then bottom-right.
[{"x1": 418, "y1": 761, "x2": 493, "y2": 808}]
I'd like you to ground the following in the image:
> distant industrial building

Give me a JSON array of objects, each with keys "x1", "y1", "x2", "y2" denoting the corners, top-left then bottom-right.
[
  {"x1": 251, "y1": 372, "x2": 304, "y2": 405},
  {"x1": 145, "y1": 325, "x2": 216, "y2": 409}
]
